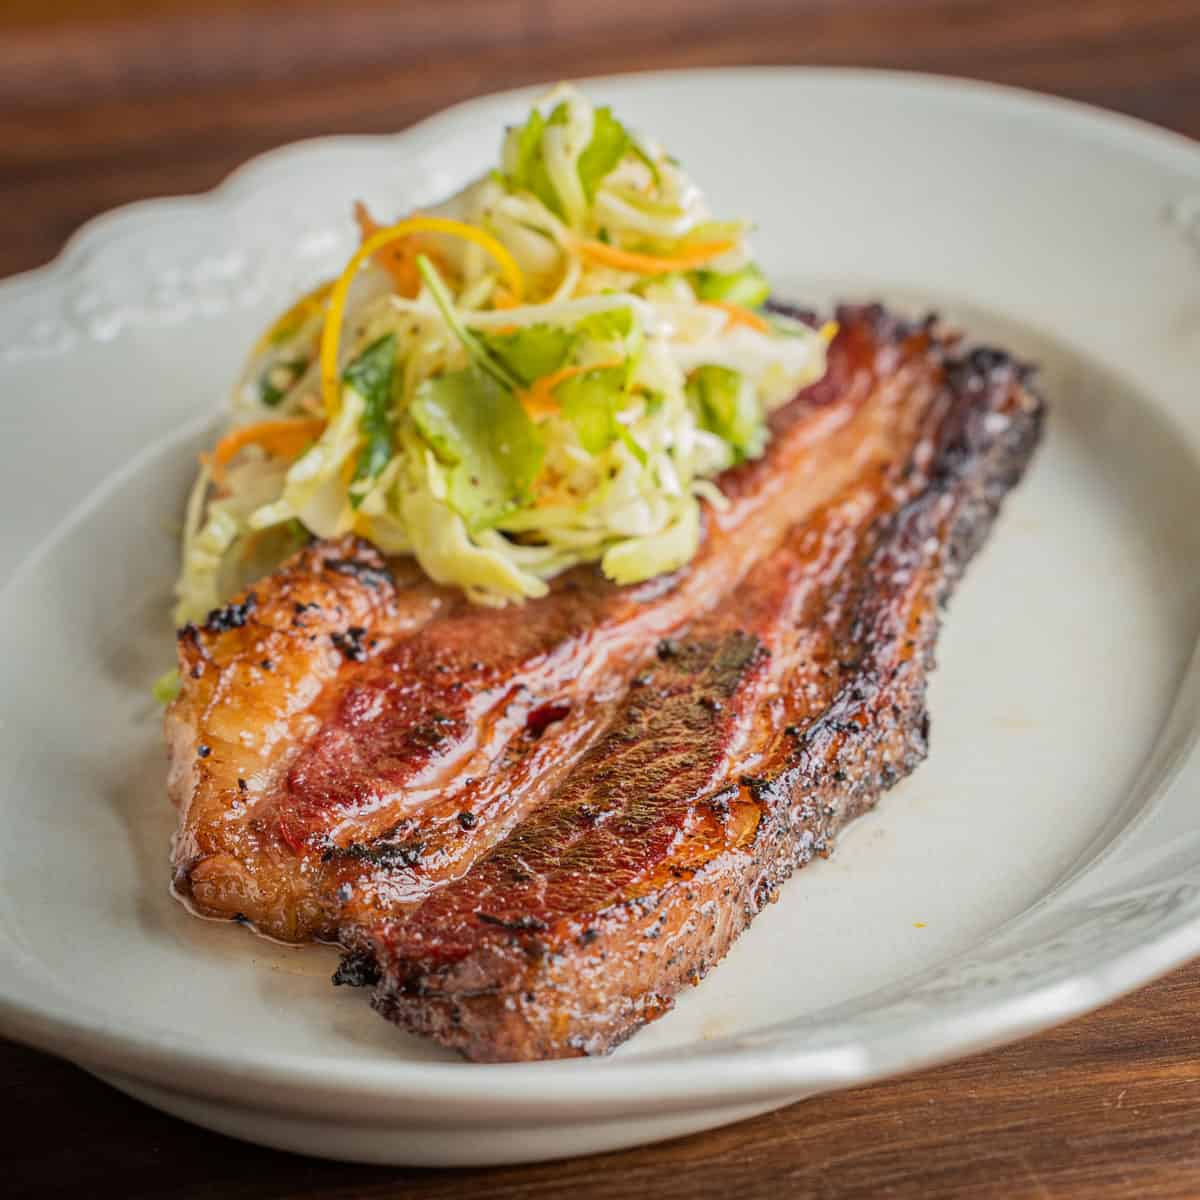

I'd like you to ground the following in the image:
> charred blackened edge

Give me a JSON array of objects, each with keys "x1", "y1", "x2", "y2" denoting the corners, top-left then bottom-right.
[
  {"x1": 333, "y1": 950, "x2": 381, "y2": 988},
  {"x1": 201, "y1": 591, "x2": 258, "y2": 634}
]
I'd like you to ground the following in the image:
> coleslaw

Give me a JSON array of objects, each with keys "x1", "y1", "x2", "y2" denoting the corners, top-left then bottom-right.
[{"x1": 174, "y1": 84, "x2": 831, "y2": 624}]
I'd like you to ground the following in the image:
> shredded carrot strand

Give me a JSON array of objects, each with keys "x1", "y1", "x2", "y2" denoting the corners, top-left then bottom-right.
[
  {"x1": 520, "y1": 359, "x2": 623, "y2": 420},
  {"x1": 207, "y1": 417, "x2": 327, "y2": 485},
  {"x1": 703, "y1": 300, "x2": 771, "y2": 334},
  {"x1": 320, "y1": 215, "x2": 526, "y2": 417},
  {"x1": 492, "y1": 285, "x2": 520, "y2": 310},
  {"x1": 573, "y1": 237, "x2": 735, "y2": 274},
  {"x1": 354, "y1": 202, "x2": 423, "y2": 297},
  {"x1": 352, "y1": 201, "x2": 377, "y2": 240}
]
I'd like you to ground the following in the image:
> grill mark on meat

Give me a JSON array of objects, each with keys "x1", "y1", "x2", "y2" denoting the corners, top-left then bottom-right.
[
  {"x1": 374, "y1": 631, "x2": 768, "y2": 973},
  {"x1": 351, "y1": 313, "x2": 1044, "y2": 1060},
  {"x1": 361, "y1": 496, "x2": 878, "y2": 1003}
]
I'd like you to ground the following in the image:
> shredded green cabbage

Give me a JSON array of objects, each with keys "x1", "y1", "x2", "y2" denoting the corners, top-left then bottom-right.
[
  {"x1": 172, "y1": 83, "x2": 831, "y2": 624},
  {"x1": 153, "y1": 667, "x2": 182, "y2": 705}
]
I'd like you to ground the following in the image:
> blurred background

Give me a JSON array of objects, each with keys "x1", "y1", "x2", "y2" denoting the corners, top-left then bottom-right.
[{"x1": 3, "y1": 0, "x2": 1199, "y2": 279}]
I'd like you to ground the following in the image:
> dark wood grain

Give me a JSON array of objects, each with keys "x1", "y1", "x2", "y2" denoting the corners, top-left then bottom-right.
[
  {"x1": 3, "y1": 1, "x2": 1200, "y2": 1195},
  {"x1": 3, "y1": 0, "x2": 1200, "y2": 278},
  {"x1": 8, "y1": 967, "x2": 1200, "y2": 1199}
]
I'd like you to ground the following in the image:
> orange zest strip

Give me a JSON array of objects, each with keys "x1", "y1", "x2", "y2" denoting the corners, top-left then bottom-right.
[
  {"x1": 354, "y1": 202, "x2": 423, "y2": 297},
  {"x1": 320, "y1": 215, "x2": 525, "y2": 417},
  {"x1": 703, "y1": 300, "x2": 771, "y2": 334},
  {"x1": 520, "y1": 359, "x2": 623, "y2": 420},
  {"x1": 206, "y1": 417, "x2": 327, "y2": 486},
  {"x1": 572, "y1": 237, "x2": 735, "y2": 275}
]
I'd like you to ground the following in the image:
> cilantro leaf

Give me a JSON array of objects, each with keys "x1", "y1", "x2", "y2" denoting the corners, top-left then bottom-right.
[
  {"x1": 577, "y1": 106, "x2": 629, "y2": 200},
  {"x1": 686, "y1": 365, "x2": 766, "y2": 462},
  {"x1": 343, "y1": 333, "x2": 397, "y2": 500},
  {"x1": 481, "y1": 325, "x2": 575, "y2": 387},
  {"x1": 508, "y1": 104, "x2": 565, "y2": 217},
  {"x1": 557, "y1": 367, "x2": 627, "y2": 455},
  {"x1": 692, "y1": 263, "x2": 770, "y2": 309},
  {"x1": 258, "y1": 357, "x2": 307, "y2": 408},
  {"x1": 411, "y1": 366, "x2": 545, "y2": 530}
]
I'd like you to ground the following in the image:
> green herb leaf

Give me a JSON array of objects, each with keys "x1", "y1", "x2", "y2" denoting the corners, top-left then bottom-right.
[
  {"x1": 686, "y1": 365, "x2": 766, "y2": 462},
  {"x1": 508, "y1": 102, "x2": 636, "y2": 216},
  {"x1": 574, "y1": 306, "x2": 636, "y2": 344},
  {"x1": 577, "y1": 106, "x2": 629, "y2": 200},
  {"x1": 412, "y1": 366, "x2": 545, "y2": 530},
  {"x1": 480, "y1": 325, "x2": 575, "y2": 387},
  {"x1": 343, "y1": 333, "x2": 397, "y2": 501},
  {"x1": 554, "y1": 310, "x2": 641, "y2": 454},
  {"x1": 512, "y1": 108, "x2": 544, "y2": 180},
  {"x1": 558, "y1": 366, "x2": 628, "y2": 455},
  {"x1": 692, "y1": 263, "x2": 770, "y2": 309},
  {"x1": 153, "y1": 667, "x2": 182, "y2": 706},
  {"x1": 508, "y1": 105, "x2": 565, "y2": 218},
  {"x1": 258, "y1": 357, "x2": 307, "y2": 408}
]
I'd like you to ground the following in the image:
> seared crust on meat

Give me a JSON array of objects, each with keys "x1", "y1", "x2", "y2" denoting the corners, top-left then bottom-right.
[
  {"x1": 165, "y1": 305, "x2": 1043, "y2": 1058},
  {"x1": 352, "y1": 315, "x2": 1044, "y2": 1059},
  {"x1": 167, "y1": 305, "x2": 913, "y2": 942},
  {"x1": 166, "y1": 540, "x2": 444, "y2": 937}
]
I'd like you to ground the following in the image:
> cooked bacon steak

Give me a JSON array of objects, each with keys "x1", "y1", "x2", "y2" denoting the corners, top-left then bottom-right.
[{"x1": 165, "y1": 305, "x2": 1043, "y2": 1058}]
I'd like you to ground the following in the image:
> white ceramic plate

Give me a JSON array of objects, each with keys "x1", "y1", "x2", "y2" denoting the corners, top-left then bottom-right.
[{"x1": 2, "y1": 69, "x2": 1200, "y2": 1167}]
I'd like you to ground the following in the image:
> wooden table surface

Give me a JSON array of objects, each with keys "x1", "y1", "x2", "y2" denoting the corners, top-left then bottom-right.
[{"x1": 4, "y1": 2, "x2": 1200, "y2": 1195}]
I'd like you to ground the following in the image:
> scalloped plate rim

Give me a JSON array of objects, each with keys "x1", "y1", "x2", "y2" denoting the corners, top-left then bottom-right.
[{"x1": 3, "y1": 66, "x2": 1199, "y2": 305}]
